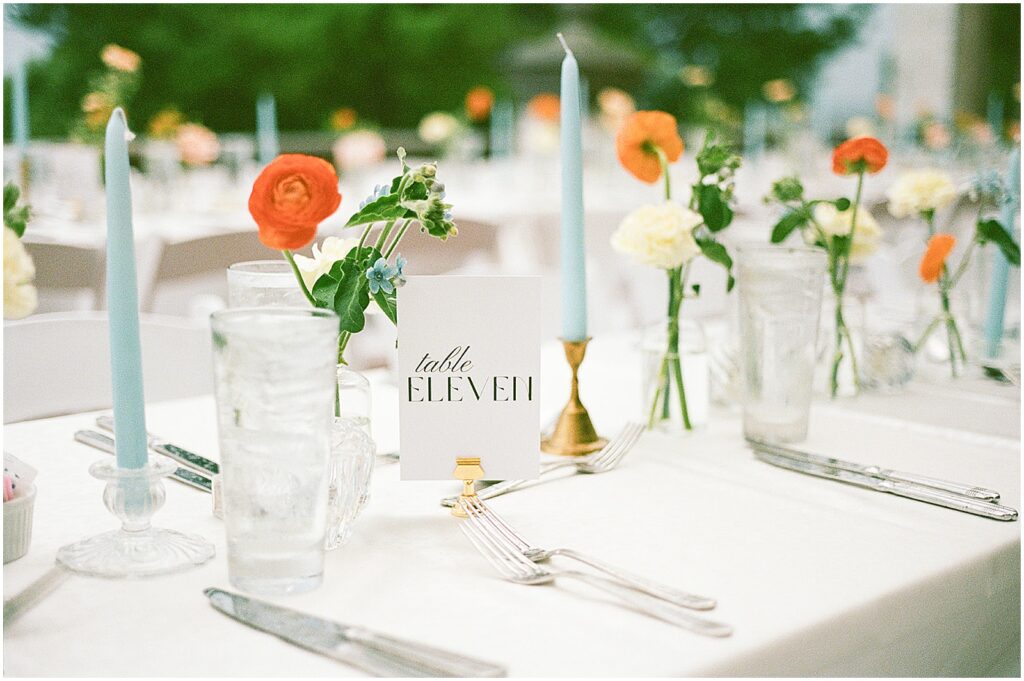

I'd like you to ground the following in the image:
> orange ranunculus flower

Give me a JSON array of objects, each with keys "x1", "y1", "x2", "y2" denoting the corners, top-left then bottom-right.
[
  {"x1": 832, "y1": 136, "x2": 888, "y2": 175},
  {"x1": 330, "y1": 107, "x2": 357, "y2": 131},
  {"x1": 528, "y1": 93, "x2": 561, "y2": 122},
  {"x1": 919, "y1": 234, "x2": 956, "y2": 283},
  {"x1": 465, "y1": 86, "x2": 494, "y2": 122},
  {"x1": 615, "y1": 110, "x2": 684, "y2": 184},
  {"x1": 248, "y1": 154, "x2": 342, "y2": 250}
]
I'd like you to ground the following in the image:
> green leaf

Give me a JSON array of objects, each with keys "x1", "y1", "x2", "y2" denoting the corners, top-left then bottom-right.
[
  {"x1": 373, "y1": 289, "x2": 398, "y2": 325},
  {"x1": 696, "y1": 238, "x2": 735, "y2": 292},
  {"x1": 310, "y1": 264, "x2": 341, "y2": 308},
  {"x1": 4, "y1": 183, "x2": 18, "y2": 213},
  {"x1": 332, "y1": 257, "x2": 370, "y2": 333},
  {"x1": 978, "y1": 219, "x2": 1021, "y2": 266},
  {"x1": 834, "y1": 197, "x2": 851, "y2": 211},
  {"x1": 771, "y1": 209, "x2": 808, "y2": 243},
  {"x1": 697, "y1": 184, "x2": 732, "y2": 232},
  {"x1": 344, "y1": 194, "x2": 414, "y2": 228}
]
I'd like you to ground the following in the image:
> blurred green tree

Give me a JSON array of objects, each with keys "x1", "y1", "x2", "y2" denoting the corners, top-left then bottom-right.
[{"x1": 6, "y1": 3, "x2": 864, "y2": 139}]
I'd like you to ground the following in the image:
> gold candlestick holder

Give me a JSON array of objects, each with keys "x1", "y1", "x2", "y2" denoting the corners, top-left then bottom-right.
[
  {"x1": 541, "y1": 338, "x2": 606, "y2": 456},
  {"x1": 451, "y1": 457, "x2": 485, "y2": 518}
]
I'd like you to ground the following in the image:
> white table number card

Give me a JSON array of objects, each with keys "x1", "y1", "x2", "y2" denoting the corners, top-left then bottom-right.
[{"x1": 398, "y1": 275, "x2": 541, "y2": 480}]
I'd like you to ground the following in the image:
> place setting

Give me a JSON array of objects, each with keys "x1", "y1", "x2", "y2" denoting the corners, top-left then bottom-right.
[{"x1": 3, "y1": 4, "x2": 1022, "y2": 678}]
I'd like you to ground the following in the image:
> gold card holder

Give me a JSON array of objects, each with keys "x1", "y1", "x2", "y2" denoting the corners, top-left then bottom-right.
[{"x1": 451, "y1": 457, "x2": 485, "y2": 518}]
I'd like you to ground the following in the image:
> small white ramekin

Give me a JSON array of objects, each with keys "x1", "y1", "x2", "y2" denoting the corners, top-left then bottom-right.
[{"x1": 4, "y1": 484, "x2": 36, "y2": 564}]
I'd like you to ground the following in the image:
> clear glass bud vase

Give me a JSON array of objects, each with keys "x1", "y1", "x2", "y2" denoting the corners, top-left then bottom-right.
[
  {"x1": 640, "y1": 318, "x2": 710, "y2": 433},
  {"x1": 326, "y1": 365, "x2": 374, "y2": 550}
]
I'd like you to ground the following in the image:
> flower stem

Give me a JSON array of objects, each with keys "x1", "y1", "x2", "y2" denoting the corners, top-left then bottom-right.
[
  {"x1": 374, "y1": 219, "x2": 396, "y2": 251},
  {"x1": 384, "y1": 219, "x2": 409, "y2": 259},
  {"x1": 653, "y1": 146, "x2": 672, "y2": 202},
  {"x1": 282, "y1": 249, "x2": 316, "y2": 306}
]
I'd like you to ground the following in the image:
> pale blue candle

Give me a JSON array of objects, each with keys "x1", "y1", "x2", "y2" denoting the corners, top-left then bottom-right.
[
  {"x1": 558, "y1": 34, "x2": 587, "y2": 342},
  {"x1": 105, "y1": 108, "x2": 148, "y2": 470},
  {"x1": 983, "y1": 147, "x2": 1020, "y2": 359},
  {"x1": 256, "y1": 93, "x2": 279, "y2": 166},
  {"x1": 12, "y1": 61, "x2": 29, "y2": 153}
]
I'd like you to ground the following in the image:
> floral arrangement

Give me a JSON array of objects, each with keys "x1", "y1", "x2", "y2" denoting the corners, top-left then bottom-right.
[
  {"x1": 248, "y1": 150, "x2": 455, "y2": 363},
  {"x1": 329, "y1": 107, "x2": 358, "y2": 132},
  {"x1": 418, "y1": 112, "x2": 461, "y2": 147},
  {"x1": 597, "y1": 87, "x2": 636, "y2": 135},
  {"x1": 611, "y1": 112, "x2": 739, "y2": 431},
  {"x1": 766, "y1": 136, "x2": 889, "y2": 397},
  {"x1": 888, "y1": 169, "x2": 1020, "y2": 376},
  {"x1": 4, "y1": 183, "x2": 37, "y2": 320},
  {"x1": 74, "y1": 44, "x2": 141, "y2": 145},
  {"x1": 146, "y1": 108, "x2": 220, "y2": 167}
]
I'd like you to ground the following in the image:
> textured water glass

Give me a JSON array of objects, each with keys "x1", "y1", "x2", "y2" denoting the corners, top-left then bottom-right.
[
  {"x1": 325, "y1": 417, "x2": 375, "y2": 549},
  {"x1": 737, "y1": 246, "x2": 827, "y2": 443},
  {"x1": 227, "y1": 260, "x2": 310, "y2": 308},
  {"x1": 211, "y1": 308, "x2": 339, "y2": 595}
]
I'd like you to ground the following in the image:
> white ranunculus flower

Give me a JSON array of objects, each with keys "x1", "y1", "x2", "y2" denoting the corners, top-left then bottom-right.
[
  {"x1": 611, "y1": 201, "x2": 703, "y2": 269},
  {"x1": 417, "y1": 112, "x2": 460, "y2": 145},
  {"x1": 4, "y1": 227, "x2": 37, "y2": 319},
  {"x1": 292, "y1": 236, "x2": 361, "y2": 291},
  {"x1": 886, "y1": 169, "x2": 958, "y2": 218},
  {"x1": 807, "y1": 203, "x2": 882, "y2": 263},
  {"x1": 332, "y1": 130, "x2": 387, "y2": 171}
]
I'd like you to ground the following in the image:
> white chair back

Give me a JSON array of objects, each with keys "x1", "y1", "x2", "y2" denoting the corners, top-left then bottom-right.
[
  {"x1": 3, "y1": 312, "x2": 213, "y2": 424},
  {"x1": 22, "y1": 240, "x2": 106, "y2": 311}
]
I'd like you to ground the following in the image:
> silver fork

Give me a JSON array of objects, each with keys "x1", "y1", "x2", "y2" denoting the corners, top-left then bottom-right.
[
  {"x1": 465, "y1": 495, "x2": 716, "y2": 610},
  {"x1": 458, "y1": 498, "x2": 732, "y2": 637},
  {"x1": 440, "y1": 422, "x2": 644, "y2": 507}
]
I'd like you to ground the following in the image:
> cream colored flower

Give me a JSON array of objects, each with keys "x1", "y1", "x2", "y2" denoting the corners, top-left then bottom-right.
[
  {"x1": 292, "y1": 236, "x2": 361, "y2": 290},
  {"x1": 332, "y1": 130, "x2": 387, "y2": 171},
  {"x1": 4, "y1": 227, "x2": 37, "y2": 319},
  {"x1": 611, "y1": 201, "x2": 702, "y2": 269},
  {"x1": 101, "y1": 44, "x2": 141, "y2": 73},
  {"x1": 845, "y1": 116, "x2": 875, "y2": 139},
  {"x1": 176, "y1": 123, "x2": 220, "y2": 166},
  {"x1": 887, "y1": 169, "x2": 958, "y2": 218},
  {"x1": 417, "y1": 112, "x2": 460, "y2": 145},
  {"x1": 807, "y1": 203, "x2": 882, "y2": 263}
]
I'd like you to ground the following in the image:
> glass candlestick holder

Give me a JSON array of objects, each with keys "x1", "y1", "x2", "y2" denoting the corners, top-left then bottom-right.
[{"x1": 56, "y1": 457, "x2": 215, "y2": 578}]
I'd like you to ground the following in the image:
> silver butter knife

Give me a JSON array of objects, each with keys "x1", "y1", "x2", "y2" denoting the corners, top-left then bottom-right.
[
  {"x1": 749, "y1": 439, "x2": 1001, "y2": 502},
  {"x1": 96, "y1": 415, "x2": 220, "y2": 477},
  {"x1": 75, "y1": 430, "x2": 213, "y2": 494},
  {"x1": 755, "y1": 450, "x2": 1018, "y2": 521},
  {"x1": 204, "y1": 588, "x2": 506, "y2": 677}
]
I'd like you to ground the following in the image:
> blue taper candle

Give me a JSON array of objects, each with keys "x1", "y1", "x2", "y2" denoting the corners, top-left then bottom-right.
[
  {"x1": 105, "y1": 109, "x2": 148, "y2": 469},
  {"x1": 256, "y1": 93, "x2": 279, "y2": 166},
  {"x1": 12, "y1": 61, "x2": 29, "y2": 153},
  {"x1": 558, "y1": 33, "x2": 587, "y2": 342},
  {"x1": 983, "y1": 146, "x2": 1020, "y2": 359}
]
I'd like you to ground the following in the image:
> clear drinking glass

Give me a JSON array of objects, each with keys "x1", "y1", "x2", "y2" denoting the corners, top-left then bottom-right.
[
  {"x1": 227, "y1": 260, "x2": 310, "y2": 308},
  {"x1": 737, "y1": 246, "x2": 827, "y2": 443},
  {"x1": 210, "y1": 308, "x2": 339, "y2": 595}
]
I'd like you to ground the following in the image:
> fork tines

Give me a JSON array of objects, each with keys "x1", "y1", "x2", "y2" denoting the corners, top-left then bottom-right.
[
  {"x1": 459, "y1": 497, "x2": 538, "y2": 581},
  {"x1": 586, "y1": 422, "x2": 644, "y2": 471}
]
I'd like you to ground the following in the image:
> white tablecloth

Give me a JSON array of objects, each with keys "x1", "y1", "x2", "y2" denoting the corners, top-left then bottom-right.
[{"x1": 3, "y1": 338, "x2": 1020, "y2": 676}]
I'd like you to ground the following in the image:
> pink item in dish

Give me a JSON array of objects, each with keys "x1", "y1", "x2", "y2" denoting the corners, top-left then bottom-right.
[{"x1": 3, "y1": 474, "x2": 14, "y2": 502}]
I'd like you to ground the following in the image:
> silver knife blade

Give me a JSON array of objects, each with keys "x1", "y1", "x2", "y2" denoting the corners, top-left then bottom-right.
[
  {"x1": 96, "y1": 415, "x2": 220, "y2": 476},
  {"x1": 749, "y1": 439, "x2": 1001, "y2": 501},
  {"x1": 74, "y1": 430, "x2": 212, "y2": 494},
  {"x1": 204, "y1": 588, "x2": 506, "y2": 677},
  {"x1": 755, "y1": 451, "x2": 1018, "y2": 521}
]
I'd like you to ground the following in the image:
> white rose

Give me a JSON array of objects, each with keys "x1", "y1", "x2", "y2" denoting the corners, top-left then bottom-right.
[
  {"x1": 611, "y1": 201, "x2": 703, "y2": 269},
  {"x1": 292, "y1": 236, "x2": 360, "y2": 291},
  {"x1": 418, "y1": 112, "x2": 460, "y2": 145},
  {"x1": 806, "y1": 203, "x2": 882, "y2": 263},
  {"x1": 886, "y1": 169, "x2": 958, "y2": 218},
  {"x1": 4, "y1": 227, "x2": 37, "y2": 319}
]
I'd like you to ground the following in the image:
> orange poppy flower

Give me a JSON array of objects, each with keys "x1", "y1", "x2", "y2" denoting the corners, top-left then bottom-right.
[
  {"x1": 528, "y1": 93, "x2": 561, "y2": 122},
  {"x1": 615, "y1": 111, "x2": 684, "y2": 184},
  {"x1": 248, "y1": 154, "x2": 342, "y2": 250},
  {"x1": 832, "y1": 136, "x2": 888, "y2": 175},
  {"x1": 465, "y1": 86, "x2": 495, "y2": 122},
  {"x1": 919, "y1": 233, "x2": 956, "y2": 283}
]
